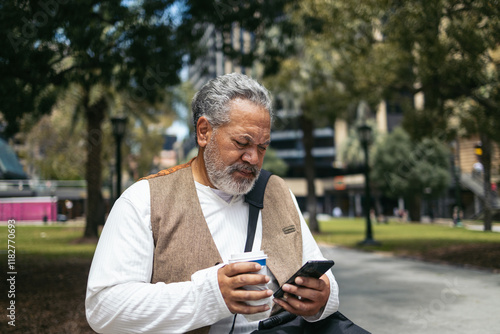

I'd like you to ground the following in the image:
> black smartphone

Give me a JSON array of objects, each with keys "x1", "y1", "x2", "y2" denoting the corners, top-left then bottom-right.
[{"x1": 273, "y1": 260, "x2": 335, "y2": 298}]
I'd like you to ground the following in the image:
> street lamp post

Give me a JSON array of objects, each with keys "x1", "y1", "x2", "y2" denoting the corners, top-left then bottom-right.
[
  {"x1": 357, "y1": 124, "x2": 380, "y2": 246},
  {"x1": 111, "y1": 116, "x2": 127, "y2": 202},
  {"x1": 452, "y1": 139, "x2": 463, "y2": 227}
]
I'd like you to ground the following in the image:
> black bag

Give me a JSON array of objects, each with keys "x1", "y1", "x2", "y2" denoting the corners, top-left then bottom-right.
[
  {"x1": 253, "y1": 311, "x2": 371, "y2": 334},
  {"x1": 245, "y1": 172, "x2": 371, "y2": 334}
]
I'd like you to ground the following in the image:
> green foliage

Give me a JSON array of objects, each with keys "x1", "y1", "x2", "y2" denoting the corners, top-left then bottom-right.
[
  {"x1": 338, "y1": 127, "x2": 365, "y2": 168},
  {"x1": 271, "y1": 0, "x2": 500, "y2": 142},
  {"x1": 262, "y1": 147, "x2": 288, "y2": 177},
  {"x1": 0, "y1": 1, "x2": 188, "y2": 137},
  {"x1": 270, "y1": 0, "x2": 497, "y2": 225},
  {"x1": 25, "y1": 111, "x2": 93, "y2": 180},
  {"x1": 371, "y1": 127, "x2": 451, "y2": 199},
  {"x1": 263, "y1": 9, "x2": 354, "y2": 125},
  {"x1": 127, "y1": 124, "x2": 167, "y2": 179},
  {"x1": 0, "y1": 1, "x2": 207, "y2": 237},
  {"x1": 271, "y1": 0, "x2": 392, "y2": 112},
  {"x1": 338, "y1": 118, "x2": 380, "y2": 168},
  {"x1": 381, "y1": 1, "x2": 499, "y2": 140}
]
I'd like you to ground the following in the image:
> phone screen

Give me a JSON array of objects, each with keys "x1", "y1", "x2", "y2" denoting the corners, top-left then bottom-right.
[{"x1": 273, "y1": 260, "x2": 334, "y2": 298}]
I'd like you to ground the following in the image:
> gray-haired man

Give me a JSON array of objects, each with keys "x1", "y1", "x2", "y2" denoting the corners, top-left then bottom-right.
[{"x1": 86, "y1": 73, "x2": 339, "y2": 333}]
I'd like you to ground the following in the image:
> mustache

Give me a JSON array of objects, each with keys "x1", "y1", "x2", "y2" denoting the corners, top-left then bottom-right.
[{"x1": 229, "y1": 163, "x2": 259, "y2": 176}]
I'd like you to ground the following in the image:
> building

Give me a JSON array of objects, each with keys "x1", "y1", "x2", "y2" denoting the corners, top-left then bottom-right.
[
  {"x1": 454, "y1": 136, "x2": 500, "y2": 219},
  {"x1": 0, "y1": 138, "x2": 27, "y2": 180},
  {"x1": 188, "y1": 23, "x2": 257, "y2": 90},
  {"x1": 187, "y1": 22, "x2": 500, "y2": 221}
]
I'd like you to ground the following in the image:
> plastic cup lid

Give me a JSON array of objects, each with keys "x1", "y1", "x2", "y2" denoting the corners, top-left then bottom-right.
[{"x1": 230, "y1": 250, "x2": 267, "y2": 262}]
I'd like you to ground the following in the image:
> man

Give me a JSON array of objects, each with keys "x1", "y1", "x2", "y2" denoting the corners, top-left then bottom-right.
[{"x1": 86, "y1": 73, "x2": 339, "y2": 333}]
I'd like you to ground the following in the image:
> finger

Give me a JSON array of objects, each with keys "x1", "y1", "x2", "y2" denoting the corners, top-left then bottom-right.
[
  {"x1": 223, "y1": 262, "x2": 263, "y2": 277},
  {"x1": 220, "y1": 276, "x2": 271, "y2": 299},
  {"x1": 293, "y1": 274, "x2": 328, "y2": 291},
  {"x1": 232, "y1": 273, "x2": 271, "y2": 288},
  {"x1": 280, "y1": 283, "x2": 306, "y2": 297},
  {"x1": 231, "y1": 288, "x2": 273, "y2": 302},
  {"x1": 225, "y1": 290, "x2": 273, "y2": 314},
  {"x1": 273, "y1": 295, "x2": 317, "y2": 316},
  {"x1": 283, "y1": 277, "x2": 329, "y2": 304},
  {"x1": 274, "y1": 275, "x2": 330, "y2": 317},
  {"x1": 229, "y1": 300, "x2": 271, "y2": 315},
  {"x1": 281, "y1": 285, "x2": 322, "y2": 303}
]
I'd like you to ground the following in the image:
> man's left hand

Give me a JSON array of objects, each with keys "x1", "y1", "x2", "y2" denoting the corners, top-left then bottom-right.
[{"x1": 273, "y1": 274, "x2": 330, "y2": 317}]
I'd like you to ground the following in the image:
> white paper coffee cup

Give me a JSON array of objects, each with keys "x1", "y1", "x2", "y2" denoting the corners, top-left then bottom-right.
[{"x1": 229, "y1": 251, "x2": 272, "y2": 322}]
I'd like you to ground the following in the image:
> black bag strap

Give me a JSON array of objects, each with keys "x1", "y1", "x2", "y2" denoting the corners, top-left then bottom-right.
[
  {"x1": 229, "y1": 170, "x2": 273, "y2": 334},
  {"x1": 243, "y1": 170, "x2": 272, "y2": 252}
]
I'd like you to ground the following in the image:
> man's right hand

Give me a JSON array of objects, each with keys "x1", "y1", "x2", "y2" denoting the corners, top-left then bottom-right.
[{"x1": 218, "y1": 262, "x2": 273, "y2": 314}]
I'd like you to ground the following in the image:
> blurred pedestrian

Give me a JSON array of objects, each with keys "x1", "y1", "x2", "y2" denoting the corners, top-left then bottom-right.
[
  {"x1": 472, "y1": 161, "x2": 483, "y2": 179},
  {"x1": 333, "y1": 206, "x2": 342, "y2": 218}
]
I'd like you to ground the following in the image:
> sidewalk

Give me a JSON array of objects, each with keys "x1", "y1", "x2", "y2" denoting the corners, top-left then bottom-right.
[
  {"x1": 424, "y1": 218, "x2": 500, "y2": 233},
  {"x1": 321, "y1": 245, "x2": 500, "y2": 334},
  {"x1": 465, "y1": 224, "x2": 500, "y2": 232}
]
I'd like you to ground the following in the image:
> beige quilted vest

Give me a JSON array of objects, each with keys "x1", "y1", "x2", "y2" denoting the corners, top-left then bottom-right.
[{"x1": 143, "y1": 161, "x2": 303, "y2": 334}]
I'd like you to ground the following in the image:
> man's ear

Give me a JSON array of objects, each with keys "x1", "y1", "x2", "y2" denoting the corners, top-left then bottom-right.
[{"x1": 196, "y1": 117, "x2": 212, "y2": 148}]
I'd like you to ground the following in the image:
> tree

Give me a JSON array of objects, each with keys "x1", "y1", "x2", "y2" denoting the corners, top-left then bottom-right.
[
  {"x1": 265, "y1": 57, "x2": 338, "y2": 232},
  {"x1": 1, "y1": 1, "x2": 186, "y2": 238},
  {"x1": 1, "y1": 1, "x2": 295, "y2": 238},
  {"x1": 338, "y1": 118, "x2": 381, "y2": 169},
  {"x1": 281, "y1": 0, "x2": 500, "y2": 230},
  {"x1": 451, "y1": 94, "x2": 500, "y2": 230},
  {"x1": 263, "y1": 0, "x2": 390, "y2": 232},
  {"x1": 371, "y1": 127, "x2": 451, "y2": 221},
  {"x1": 379, "y1": 0, "x2": 500, "y2": 230},
  {"x1": 263, "y1": 19, "x2": 353, "y2": 232},
  {"x1": 24, "y1": 106, "x2": 113, "y2": 181}
]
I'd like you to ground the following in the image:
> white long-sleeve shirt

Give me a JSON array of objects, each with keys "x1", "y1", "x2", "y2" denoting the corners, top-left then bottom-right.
[{"x1": 86, "y1": 179, "x2": 339, "y2": 333}]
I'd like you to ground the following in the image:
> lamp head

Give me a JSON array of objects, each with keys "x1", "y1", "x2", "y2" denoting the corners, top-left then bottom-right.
[
  {"x1": 357, "y1": 124, "x2": 372, "y2": 146},
  {"x1": 111, "y1": 116, "x2": 128, "y2": 138}
]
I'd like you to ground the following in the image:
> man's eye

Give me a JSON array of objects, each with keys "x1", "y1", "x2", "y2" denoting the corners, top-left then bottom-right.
[
  {"x1": 236, "y1": 141, "x2": 248, "y2": 147},
  {"x1": 258, "y1": 145, "x2": 268, "y2": 151}
]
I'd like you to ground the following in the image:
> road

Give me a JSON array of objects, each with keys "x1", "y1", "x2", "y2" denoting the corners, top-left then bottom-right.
[{"x1": 320, "y1": 246, "x2": 500, "y2": 334}]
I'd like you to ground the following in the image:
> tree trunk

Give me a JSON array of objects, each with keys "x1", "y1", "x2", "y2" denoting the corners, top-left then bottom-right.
[
  {"x1": 301, "y1": 115, "x2": 319, "y2": 233},
  {"x1": 407, "y1": 194, "x2": 422, "y2": 222},
  {"x1": 480, "y1": 132, "x2": 493, "y2": 232},
  {"x1": 84, "y1": 95, "x2": 107, "y2": 238}
]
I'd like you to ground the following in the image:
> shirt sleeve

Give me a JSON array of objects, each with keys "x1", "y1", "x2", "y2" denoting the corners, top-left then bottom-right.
[
  {"x1": 288, "y1": 190, "x2": 340, "y2": 322},
  {"x1": 85, "y1": 180, "x2": 232, "y2": 333}
]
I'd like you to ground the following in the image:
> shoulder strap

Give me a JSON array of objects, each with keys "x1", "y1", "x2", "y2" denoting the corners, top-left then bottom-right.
[
  {"x1": 229, "y1": 170, "x2": 273, "y2": 334},
  {"x1": 243, "y1": 170, "x2": 272, "y2": 252}
]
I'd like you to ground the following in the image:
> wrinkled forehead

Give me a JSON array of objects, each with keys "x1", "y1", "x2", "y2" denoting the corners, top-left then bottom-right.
[{"x1": 219, "y1": 99, "x2": 271, "y2": 139}]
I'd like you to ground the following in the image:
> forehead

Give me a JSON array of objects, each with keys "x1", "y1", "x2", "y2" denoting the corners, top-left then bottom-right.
[{"x1": 221, "y1": 98, "x2": 271, "y2": 138}]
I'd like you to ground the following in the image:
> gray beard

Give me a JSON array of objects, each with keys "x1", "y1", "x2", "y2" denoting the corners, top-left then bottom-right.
[{"x1": 204, "y1": 136, "x2": 260, "y2": 195}]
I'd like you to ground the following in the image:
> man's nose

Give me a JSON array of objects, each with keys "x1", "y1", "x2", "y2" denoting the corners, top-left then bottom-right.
[{"x1": 242, "y1": 147, "x2": 259, "y2": 165}]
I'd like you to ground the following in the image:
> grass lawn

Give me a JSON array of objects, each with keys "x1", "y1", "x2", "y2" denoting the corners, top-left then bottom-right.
[
  {"x1": 314, "y1": 218, "x2": 500, "y2": 271},
  {"x1": 0, "y1": 220, "x2": 498, "y2": 333},
  {"x1": 1, "y1": 224, "x2": 97, "y2": 334},
  {"x1": 2, "y1": 225, "x2": 97, "y2": 259}
]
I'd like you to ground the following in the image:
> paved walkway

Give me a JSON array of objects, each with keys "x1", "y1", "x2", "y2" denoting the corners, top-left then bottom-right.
[
  {"x1": 320, "y1": 246, "x2": 500, "y2": 334},
  {"x1": 465, "y1": 224, "x2": 500, "y2": 232}
]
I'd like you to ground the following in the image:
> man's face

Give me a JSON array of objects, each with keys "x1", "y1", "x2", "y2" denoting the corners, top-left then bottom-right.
[{"x1": 204, "y1": 98, "x2": 271, "y2": 195}]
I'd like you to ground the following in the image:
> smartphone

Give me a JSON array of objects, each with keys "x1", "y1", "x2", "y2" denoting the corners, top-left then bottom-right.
[{"x1": 273, "y1": 260, "x2": 334, "y2": 298}]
